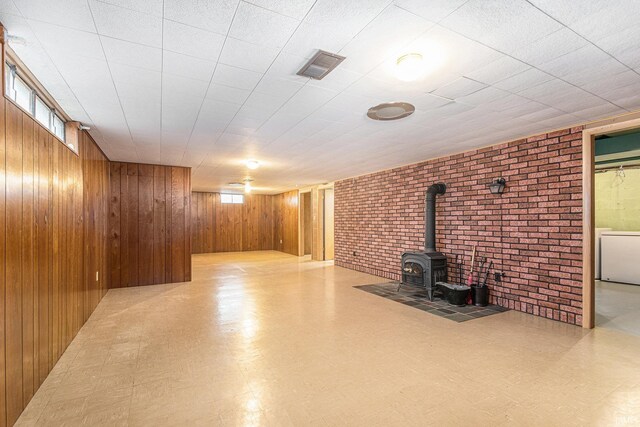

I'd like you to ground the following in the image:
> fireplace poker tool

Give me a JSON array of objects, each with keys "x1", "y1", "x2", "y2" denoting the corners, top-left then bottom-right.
[
  {"x1": 477, "y1": 257, "x2": 486, "y2": 285},
  {"x1": 482, "y1": 261, "x2": 493, "y2": 287}
]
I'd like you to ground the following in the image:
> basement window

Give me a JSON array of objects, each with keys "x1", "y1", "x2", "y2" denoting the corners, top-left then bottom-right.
[
  {"x1": 221, "y1": 194, "x2": 244, "y2": 204},
  {"x1": 5, "y1": 62, "x2": 66, "y2": 143}
]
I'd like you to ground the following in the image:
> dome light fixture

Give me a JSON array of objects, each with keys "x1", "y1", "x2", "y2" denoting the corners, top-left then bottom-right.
[
  {"x1": 396, "y1": 53, "x2": 424, "y2": 82},
  {"x1": 246, "y1": 159, "x2": 260, "y2": 170},
  {"x1": 367, "y1": 102, "x2": 415, "y2": 121}
]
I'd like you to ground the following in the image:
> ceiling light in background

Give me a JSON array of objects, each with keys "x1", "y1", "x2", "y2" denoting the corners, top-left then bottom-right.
[
  {"x1": 244, "y1": 179, "x2": 253, "y2": 194},
  {"x1": 396, "y1": 53, "x2": 424, "y2": 82},
  {"x1": 246, "y1": 159, "x2": 260, "y2": 170},
  {"x1": 367, "y1": 102, "x2": 415, "y2": 121}
]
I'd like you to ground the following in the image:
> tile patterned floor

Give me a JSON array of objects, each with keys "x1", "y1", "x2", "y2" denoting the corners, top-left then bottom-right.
[
  {"x1": 15, "y1": 251, "x2": 640, "y2": 426},
  {"x1": 355, "y1": 282, "x2": 509, "y2": 322}
]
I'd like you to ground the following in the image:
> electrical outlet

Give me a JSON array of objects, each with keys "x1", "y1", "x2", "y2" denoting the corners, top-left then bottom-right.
[
  {"x1": 96, "y1": 271, "x2": 99, "y2": 282},
  {"x1": 280, "y1": 239, "x2": 283, "y2": 244}
]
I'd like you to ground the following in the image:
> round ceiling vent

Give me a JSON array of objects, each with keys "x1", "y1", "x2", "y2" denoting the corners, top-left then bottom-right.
[{"x1": 367, "y1": 102, "x2": 415, "y2": 121}]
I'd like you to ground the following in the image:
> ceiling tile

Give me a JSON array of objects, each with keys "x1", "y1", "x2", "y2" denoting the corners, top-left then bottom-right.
[
  {"x1": 393, "y1": 0, "x2": 469, "y2": 22},
  {"x1": 277, "y1": 85, "x2": 337, "y2": 116},
  {"x1": 89, "y1": 0, "x2": 162, "y2": 47},
  {"x1": 465, "y1": 55, "x2": 530, "y2": 85},
  {"x1": 212, "y1": 63, "x2": 263, "y2": 90},
  {"x1": 219, "y1": 37, "x2": 280, "y2": 73},
  {"x1": 205, "y1": 83, "x2": 251, "y2": 105},
  {"x1": 304, "y1": 0, "x2": 392, "y2": 38},
  {"x1": 529, "y1": 0, "x2": 640, "y2": 41},
  {"x1": 493, "y1": 68, "x2": 553, "y2": 93},
  {"x1": 282, "y1": 21, "x2": 353, "y2": 58},
  {"x1": 307, "y1": 67, "x2": 363, "y2": 92},
  {"x1": 440, "y1": 0, "x2": 563, "y2": 54},
  {"x1": 243, "y1": 91, "x2": 289, "y2": 113},
  {"x1": 457, "y1": 86, "x2": 510, "y2": 106},
  {"x1": 338, "y1": 6, "x2": 434, "y2": 74},
  {"x1": 594, "y1": 26, "x2": 640, "y2": 70},
  {"x1": 28, "y1": 20, "x2": 104, "y2": 61},
  {"x1": 412, "y1": 93, "x2": 452, "y2": 111},
  {"x1": 537, "y1": 44, "x2": 627, "y2": 87},
  {"x1": 13, "y1": 0, "x2": 96, "y2": 32},
  {"x1": 163, "y1": 50, "x2": 216, "y2": 82},
  {"x1": 404, "y1": 25, "x2": 501, "y2": 78},
  {"x1": 229, "y1": 2, "x2": 299, "y2": 48},
  {"x1": 101, "y1": 36, "x2": 162, "y2": 71},
  {"x1": 432, "y1": 77, "x2": 486, "y2": 99},
  {"x1": 263, "y1": 52, "x2": 308, "y2": 82},
  {"x1": 163, "y1": 0, "x2": 238, "y2": 35},
  {"x1": 110, "y1": 63, "x2": 161, "y2": 103},
  {"x1": 162, "y1": 73, "x2": 209, "y2": 107},
  {"x1": 247, "y1": 0, "x2": 316, "y2": 19},
  {"x1": 97, "y1": 0, "x2": 163, "y2": 16},
  {"x1": 163, "y1": 19, "x2": 226, "y2": 61},
  {"x1": 511, "y1": 27, "x2": 589, "y2": 67}
]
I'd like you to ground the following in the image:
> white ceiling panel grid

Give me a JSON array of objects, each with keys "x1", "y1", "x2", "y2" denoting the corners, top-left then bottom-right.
[{"x1": 1, "y1": 0, "x2": 639, "y2": 193}]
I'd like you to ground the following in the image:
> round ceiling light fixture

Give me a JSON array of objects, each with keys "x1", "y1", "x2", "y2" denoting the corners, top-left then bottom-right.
[
  {"x1": 396, "y1": 53, "x2": 424, "y2": 81},
  {"x1": 246, "y1": 159, "x2": 260, "y2": 170},
  {"x1": 367, "y1": 102, "x2": 415, "y2": 121}
]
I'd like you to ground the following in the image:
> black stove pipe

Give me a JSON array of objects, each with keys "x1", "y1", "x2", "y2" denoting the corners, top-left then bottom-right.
[{"x1": 425, "y1": 183, "x2": 446, "y2": 253}]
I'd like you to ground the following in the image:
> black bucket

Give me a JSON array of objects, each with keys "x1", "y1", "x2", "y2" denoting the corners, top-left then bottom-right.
[
  {"x1": 471, "y1": 285, "x2": 488, "y2": 307},
  {"x1": 446, "y1": 287, "x2": 470, "y2": 307}
]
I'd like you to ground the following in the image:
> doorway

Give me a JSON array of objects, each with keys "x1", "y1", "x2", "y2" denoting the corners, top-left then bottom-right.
[
  {"x1": 324, "y1": 188, "x2": 334, "y2": 260},
  {"x1": 583, "y1": 115, "x2": 640, "y2": 329},
  {"x1": 301, "y1": 192, "x2": 312, "y2": 256},
  {"x1": 592, "y1": 129, "x2": 640, "y2": 335},
  {"x1": 299, "y1": 186, "x2": 334, "y2": 261}
]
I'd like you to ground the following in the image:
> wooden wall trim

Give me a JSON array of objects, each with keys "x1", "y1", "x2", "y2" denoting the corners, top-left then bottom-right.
[{"x1": 0, "y1": 61, "x2": 6, "y2": 427}]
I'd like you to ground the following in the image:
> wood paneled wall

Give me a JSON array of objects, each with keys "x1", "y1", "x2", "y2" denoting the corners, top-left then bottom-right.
[
  {"x1": 191, "y1": 192, "x2": 274, "y2": 253},
  {"x1": 108, "y1": 162, "x2": 191, "y2": 288},
  {"x1": 0, "y1": 99, "x2": 109, "y2": 426},
  {"x1": 274, "y1": 190, "x2": 299, "y2": 256}
]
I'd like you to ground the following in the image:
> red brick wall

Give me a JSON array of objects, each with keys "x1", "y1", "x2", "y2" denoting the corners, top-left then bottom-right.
[{"x1": 335, "y1": 127, "x2": 584, "y2": 325}]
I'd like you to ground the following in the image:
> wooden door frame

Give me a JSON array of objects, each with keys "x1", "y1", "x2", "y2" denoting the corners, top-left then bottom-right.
[
  {"x1": 582, "y1": 115, "x2": 640, "y2": 328},
  {"x1": 298, "y1": 189, "x2": 311, "y2": 257}
]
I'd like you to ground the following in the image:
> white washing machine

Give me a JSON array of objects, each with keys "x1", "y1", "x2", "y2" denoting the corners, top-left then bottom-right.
[{"x1": 595, "y1": 228, "x2": 612, "y2": 280}]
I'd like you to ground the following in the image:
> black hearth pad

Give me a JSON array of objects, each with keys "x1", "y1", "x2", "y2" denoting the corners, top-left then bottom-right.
[{"x1": 354, "y1": 282, "x2": 508, "y2": 323}]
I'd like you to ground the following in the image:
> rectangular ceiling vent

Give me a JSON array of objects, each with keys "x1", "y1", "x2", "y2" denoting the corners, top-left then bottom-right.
[{"x1": 297, "y1": 50, "x2": 346, "y2": 80}]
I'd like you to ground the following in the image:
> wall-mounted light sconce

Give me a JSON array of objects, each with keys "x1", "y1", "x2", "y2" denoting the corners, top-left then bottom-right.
[{"x1": 488, "y1": 178, "x2": 506, "y2": 194}]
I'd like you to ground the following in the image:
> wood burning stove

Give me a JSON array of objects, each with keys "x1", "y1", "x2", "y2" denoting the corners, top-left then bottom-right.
[{"x1": 399, "y1": 183, "x2": 447, "y2": 301}]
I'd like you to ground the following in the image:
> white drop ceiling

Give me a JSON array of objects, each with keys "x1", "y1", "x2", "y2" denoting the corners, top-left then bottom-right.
[{"x1": 1, "y1": 0, "x2": 640, "y2": 193}]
